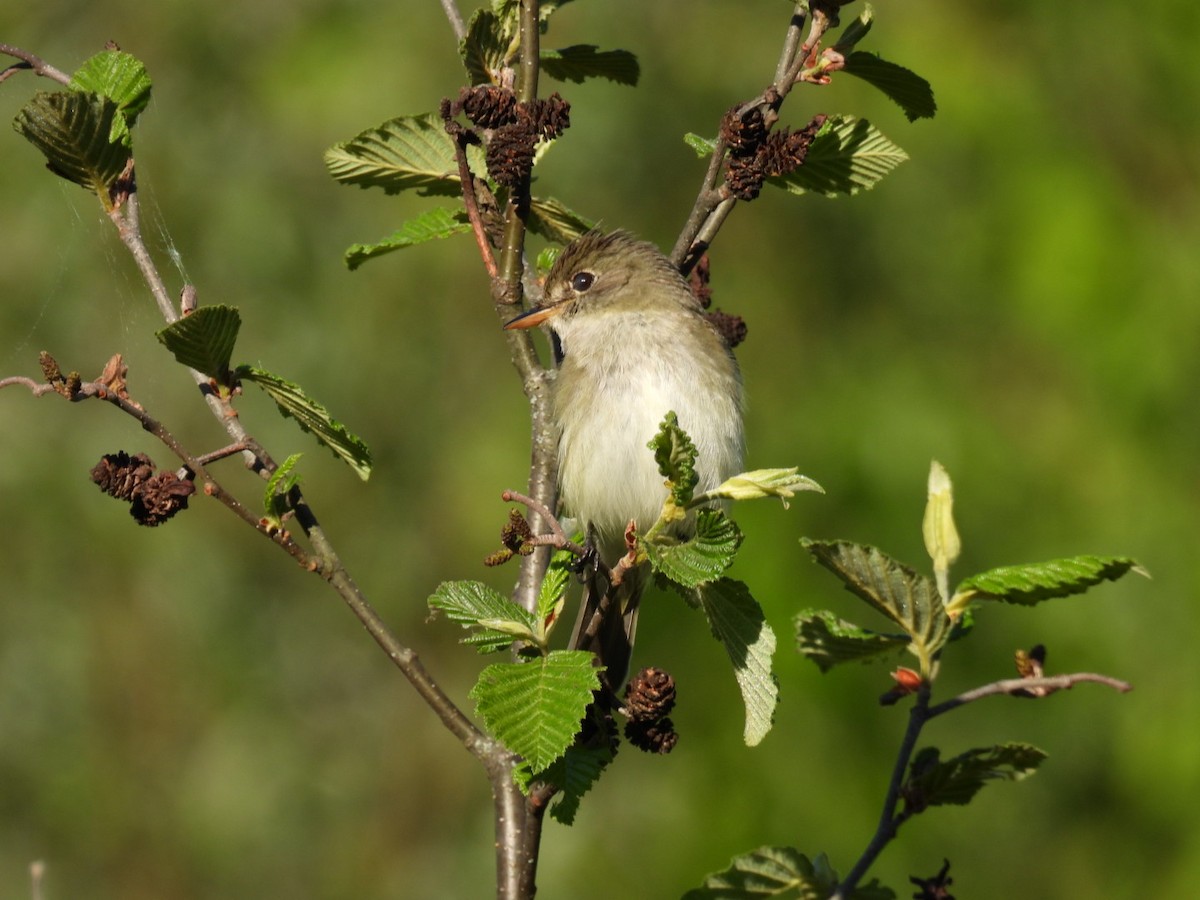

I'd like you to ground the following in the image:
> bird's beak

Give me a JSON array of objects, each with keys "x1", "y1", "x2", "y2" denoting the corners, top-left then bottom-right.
[{"x1": 503, "y1": 302, "x2": 564, "y2": 330}]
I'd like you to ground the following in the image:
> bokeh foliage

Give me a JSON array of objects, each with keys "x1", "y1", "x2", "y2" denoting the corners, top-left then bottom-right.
[{"x1": 0, "y1": 1, "x2": 1195, "y2": 898}]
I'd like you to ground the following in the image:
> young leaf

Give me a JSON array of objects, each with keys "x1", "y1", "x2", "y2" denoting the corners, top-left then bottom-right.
[
  {"x1": 344, "y1": 206, "x2": 473, "y2": 270},
  {"x1": 156, "y1": 305, "x2": 241, "y2": 379},
  {"x1": 536, "y1": 549, "x2": 575, "y2": 637},
  {"x1": 236, "y1": 365, "x2": 373, "y2": 480},
  {"x1": 794, "y1": 609, "x2": 908, "y2": 673},
  {"x1": 540, "y1": 45, "x2": 640, "y2": 86},
  {"x1": 325, "y1": 113, "x2": 470, "y2": 197},
  {"x1": 68, "y1": 50, "x2": 152, "y2": 144},
  {"x1": 698, "y1": 579, "x2": 778, "y2": 746},
  {"x1": 428, "y1": 580, "x2": 538, "y2": 653},
  {"x1": 801, "y1": 540, "x2": 952, "y2": 666},
  {"x1": 907, "y1": 743, "x2": 1047, "y2": 810},
  {"x1": 772, "y1": 115, "x2": 908, "y2": 197},
  {"x1": 461, "y1": 8, "x2": 514, "y2": 85},
  {"x1": 683, "y1": 132, "x2": 718, "y2": 159},
  {"x1": 527, "y1": 195, "x2": 595, "y2": 245},
  {"x1": 699, "y1": 468, "x2": 824, "y2": 508},
  {"x1": 649, "y1": 412, "x2": 699, "y2": 508},
  {"x1": 13, "y1": 92, "x2": 131, "y2": 199},
  {"x1": 843, "y1": 52, "x2": 937, "y2": 122},
  {"x1": 469, "y1": 650, "x2": 601, "y2": 771},
  {"x1": 643, "y1": 509, "x2": 742, "y2": 588},
  {"x1": 956, "y1": 556, "x2": 1142, "y2": 606},
  {"x1": 263, "y1": 453, "x2": 303, "y2": 524}
]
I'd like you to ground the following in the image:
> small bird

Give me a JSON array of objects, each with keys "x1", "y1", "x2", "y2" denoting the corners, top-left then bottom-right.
[{"x1": 505, "y1": 230, "x2": 744, "y2": 689}]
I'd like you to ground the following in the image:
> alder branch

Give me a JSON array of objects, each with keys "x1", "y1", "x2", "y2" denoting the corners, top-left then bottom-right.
[
  {"x1": 669, "y1": 0, "x2": 834, "y2": 272},
  {"x1": 927, "y1": 671, "x2": 1134, "y2": 719},
  {"x1": 438, "y1": 0, "x2": 467, "y2": 43}
]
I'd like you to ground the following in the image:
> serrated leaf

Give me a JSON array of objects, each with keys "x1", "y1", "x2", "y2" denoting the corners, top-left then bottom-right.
[
  {"x1": 537, "y1": 550, "x2": 575, "y2": 631},
  {"x1": 461, "y1": 8, "x2": 514, "y2": 85},
  {"x1": 343, "y1": 206, "x2": 473, "y2": 270},
  {"x1": 68, "y1": 50, "x2": 152, "y2": 144},
  {"x1": 843, "y1": 52, "x2": 937, "y2": 122},
  {"x1": 649, "y1": 411, "x2": 699, "y2": 508},
  {"x1": 428, "y1": 580, "x2": 537, "y2": 653},
  {"x1": 802, "y1": 540, "x2": 952, "y2": 667},
  {"x1": 702, "y1": 468, "x2": 824, "y2": 508},
  {"x1": 773, "y1": 115, "x2": 907, "y2": 197},
  {"x1": 683, "y1": 846, "x2": 893, "y2": 900},
  {"x1": 794, "y1": 609, "x2": 908, "y2": 673},
  {"x1": 236, "y1": 365, "x2": 372, "y2": 480},
  {"x1": 469, "y1": 650, "x2": 601, "y2": 770},
  {"x1": 155, "y1": 305, "x2": 241, "y2": 379},
  {"x1": 13, "y1": 91, "x2": 130, "y2": 199},
  {"x1": 541, "y1": 45, "x2": 640, "y2": 86},
  {"x1": 908, "y1": 743, "x2": 1047, "y2": 809},
  {"x1": 325, "y1": 113, "x2": 473, "y2": 197},
  {"x1": 264, "y1": 452, "x2": 302, "y2": 523},
  {"x1": 957, "y1": 556, "x2": 1142, "y2": 606},
  {"x1": 643, "y1": 509, "x2": 742, "y2": 588},
  {"x1": 698, "y1": 579, "x2": 778, "y2": 746},
  {"x1": 535, "y1": 245, "x2": 562, "y2": 274},
  {"x1": 527, "y1": 195, "x2": 595, "y2": 245}
]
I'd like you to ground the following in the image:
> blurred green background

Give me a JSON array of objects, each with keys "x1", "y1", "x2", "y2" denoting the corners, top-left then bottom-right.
[{"x1": 0, "y1": 1, "x2": 1195, "y2": 897}]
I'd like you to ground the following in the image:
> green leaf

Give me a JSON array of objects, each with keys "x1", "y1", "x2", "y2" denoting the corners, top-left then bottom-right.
[
  {"x1": 649, "y1": 411, "x2": 699, "y2": 508},
  {"x1": 540, "y1": 45, "x2": 640, "y2": 86},
  {"x1": 461, "y1": 8, "x2": 515, "y2": 85},
  {"x1": 325, "y1": 113, "x2": 475, "y2": 197},
  {"x1": 794, "y1": 609, "x2": 908, "y2": 673},
  {"x1": 236, "y1": 365, "x2": 373, "y2": 480},
  {"x1": 537, "y1": 550, "x2": 575, "y2": 632},
  {"x1": 155, "y1": 305, "x2": 241, "y2": 379},
  {"x1": 643, "y1": 509, "x2": 742, "y2": 588},
  {"x1": 516, "y1": 743, "x2": 614, "y2": 826},
  {"x1": 13, "y1": 91, "x2": 131, "y2": 198},
  {"x1": 801, "y1": 540, "x2": 952, "y2": 666},
  {"x1": 698, "y1": 579, "x2": 778, "y2": 746},
  {"x1": 469, "y1": 650, "x2": 601, "y2": 771},
  {"x1": 683, "y1": 847, "x2": 895, "y2": 900},
  {"x1": 68, "y1": 50, "x2": 152, "y2": 144},
  {"x1": 956, "y1": 556, "x2": 1142, "y2": 606},
  {"x1": 843, "y1": 52, "x2": 937, "y2": 122},
  {"x1": 535, "y1": 245, "x2": 562, "y2": 275},
  {"x1": 683, "y1": 132, "x2": 717, "y2": 159},
  {"x1": 527, "y1": 195, "x2": 595, "y2": 245},
  {"x1": 344, "y1": 206, "x2": 473, "y2": 270},
  {"x1": 832, "y1": 4, "x2": 874, "y2": 53},
  {"x1": 429, "y1": 580, "x2": 537, "y2": 653},
  {"x1": 700, "y1": 468, "x2": 824, "y2": 508},
  {"x1": 907, "y1": 743, "x2": 1047, "y2": 809},
  {"x1": 263, "y1": 453, "x2": 303, "y2": 524},
  {"x1": 773, "y1": 115, "x2": 907, "y2": 197}
]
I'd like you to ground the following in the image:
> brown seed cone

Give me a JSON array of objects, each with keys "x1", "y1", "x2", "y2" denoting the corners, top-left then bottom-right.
[
  {"x1": 130, "y1": 470, "x2": 195, "y2": 527},
  {"x1": 624, "y1": 666, "x2": 677, "y2": 722},
  {"x1": 624, "y1": 716, "x2": 679, "y2": 754},
  {"x1": 91, "y1": 451, "x2": 156, "y2": 501}
]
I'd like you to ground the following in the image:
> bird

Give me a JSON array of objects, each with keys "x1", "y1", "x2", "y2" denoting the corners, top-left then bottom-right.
[{"x1": 505, "y1": 230, "x2": 745, "y2": 692}]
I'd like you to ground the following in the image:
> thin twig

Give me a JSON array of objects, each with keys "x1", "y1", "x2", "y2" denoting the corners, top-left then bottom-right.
[
  {"x1": 448, "y1": 127, "x2": 499, "y2": 278},
  {"x1": 927, "y1": 672, "x2": 1133, "y2": 719},
  {"x1": 0, "y1": 43, "x2": 70, "y2": 85},
  {"x1": 438, "y1": 0, "x2": 467, "y2": 43},
  {"x1": 831, "y1": 686, "x2": 931, "y2": 899}
]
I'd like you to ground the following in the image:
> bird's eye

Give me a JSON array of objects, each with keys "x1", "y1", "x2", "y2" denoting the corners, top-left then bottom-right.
[{"x1": 571, "y1": 271, "x2": 595, "y2": 292}]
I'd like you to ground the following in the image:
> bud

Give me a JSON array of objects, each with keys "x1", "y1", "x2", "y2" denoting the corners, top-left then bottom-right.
[{"x1": 922, "y1": 460, "x2": 961, "y2": 601}]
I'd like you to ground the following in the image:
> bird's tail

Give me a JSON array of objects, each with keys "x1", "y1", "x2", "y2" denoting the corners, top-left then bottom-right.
[{"x1": 568, "y1": 559, "x2": 646, "y2": 698}]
